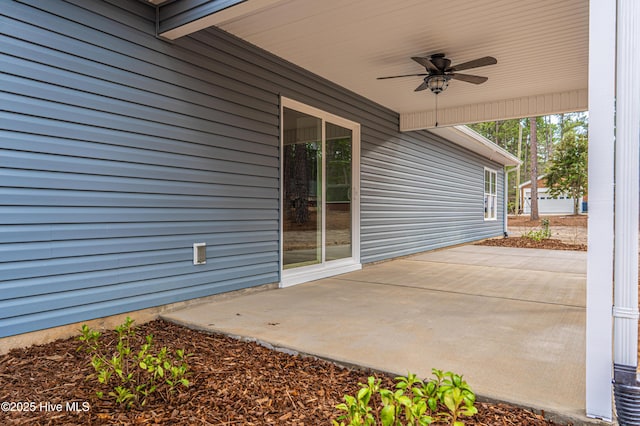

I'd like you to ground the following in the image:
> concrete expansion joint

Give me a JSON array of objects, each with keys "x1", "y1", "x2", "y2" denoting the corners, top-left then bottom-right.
[{"x1": 408, "y1": 260, "x2": 584, "y2": 276}]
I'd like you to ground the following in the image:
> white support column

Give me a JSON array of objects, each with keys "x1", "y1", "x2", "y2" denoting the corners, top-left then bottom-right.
[
  {"x1": 613, "y1": 0, "x2": 640, "y2": 371},
  {"x1": 585, "y1": 0, "x2": 616, "y2": 420}
]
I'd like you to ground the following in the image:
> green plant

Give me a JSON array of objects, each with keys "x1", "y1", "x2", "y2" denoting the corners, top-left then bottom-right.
[
  {"x1": 523, "y1": 218, "x2": 551, "y2": 242},
  {"x1": 335, "y1": 376, "x2": 380, "y2": 425},
  {"x1": 78, "y1": 318, "x2": 191, "y2": 408},
  {"x1": 379, "y1": 372, "x2": 433, "y2": 426},
  {"x1": 430, "y1": 370, "x2": 477, "y2": 426},
  {"x1": 334, "y1": 369, "x2": 477, "y2": 426},
  {"x1": 78, "y1": 323, "x2": 101, "y2": 352}
]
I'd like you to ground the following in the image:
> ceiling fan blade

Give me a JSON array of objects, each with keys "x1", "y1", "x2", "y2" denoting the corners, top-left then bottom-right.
[
  {"x1": 451, "y1": 73, "x2": 488, "y2": 84},
  {"x1": 449, "y1": 56, "x2": 497, "y2": 72},
  {"x1": 377, "y1": 73, "x2": 429, "y2": 80},
  {"x1": 411, "y1": 56, "x2": 438, "y2": 72},
  {"x1": 414, "y1": 81, "x2": 429, "y2": 91}
]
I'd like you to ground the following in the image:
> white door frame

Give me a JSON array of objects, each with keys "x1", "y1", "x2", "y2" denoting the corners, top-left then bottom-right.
[{"x1": 279, "y1": 97, "x2": 361, "y2": 287}]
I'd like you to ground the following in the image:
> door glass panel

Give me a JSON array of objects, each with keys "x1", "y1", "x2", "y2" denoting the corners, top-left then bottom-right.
[
  {"x1": 282, "y1": 107, "x2": 322, "y2": 268},
  {"x1": 325, "y1": 122, "x2": 352, "y2": 261}
]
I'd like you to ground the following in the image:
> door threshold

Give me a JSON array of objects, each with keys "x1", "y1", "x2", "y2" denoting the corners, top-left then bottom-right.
[{"x1": 280, "y1": 261, "x2": 362, "y2": 288}]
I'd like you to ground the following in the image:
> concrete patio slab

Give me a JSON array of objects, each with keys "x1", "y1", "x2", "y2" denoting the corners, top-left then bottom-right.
[{"x1": 163, "y1": 245, "x2": 593, "y2": 423}]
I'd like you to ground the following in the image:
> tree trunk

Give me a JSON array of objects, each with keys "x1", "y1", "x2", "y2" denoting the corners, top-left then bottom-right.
[
  {"x1": 529, "y1": 117, "x2": 539, "y2": 220},
  {"x1": 546, "y1": 116, "x2": 553, "y2": 161},
  {"x1": 290, "y1": 144, "x2": 309, "y2": 224}
]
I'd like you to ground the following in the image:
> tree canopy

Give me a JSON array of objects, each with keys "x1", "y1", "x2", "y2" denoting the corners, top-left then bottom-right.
[
  {"x1": 544, "y1": 130, "x2": 588, "y2": 214},
  {"x1": 469, "y1": 113, "x2": 588, "y2": 215}
]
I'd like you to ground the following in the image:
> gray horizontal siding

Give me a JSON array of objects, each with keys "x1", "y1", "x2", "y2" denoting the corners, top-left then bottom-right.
[
  {"x1": 0, "y1": 273, "x2": 275, "y2": 338},
  {"x1": 1, "y1": 0, "x2": 505, "y2": 338},
  {"x1": 1, "y1": 0, "x2": 281, "y2": 337},
  {"x1": 361, "y1": 130, "x2": 504, "y2": 263}
]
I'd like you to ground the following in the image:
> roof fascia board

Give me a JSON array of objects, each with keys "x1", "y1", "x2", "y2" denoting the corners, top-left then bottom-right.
[
  {"x1": 518, "y1": 175, "x2": 547, "y2": 189},
  {"x1": 158, "y1": 0, "x2": 246, "y2": 38},
  {"x1": 428, "y1": 126, "x2": 521, "y2": 167},
  {"x1": 158, "y1": 0, "x2": 282, "y2": 39},
  {"x1": 400, "y1": 88, "x2": 587, "y2": 131}
]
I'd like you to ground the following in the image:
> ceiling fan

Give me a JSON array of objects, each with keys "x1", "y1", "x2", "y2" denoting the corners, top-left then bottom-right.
[{"x1": 377, "y1": 53, "x2": 497, "y2": 94}]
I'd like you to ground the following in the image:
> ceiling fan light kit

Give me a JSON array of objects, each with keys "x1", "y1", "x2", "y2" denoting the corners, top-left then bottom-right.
[{"x1": 425, "y1": 75, "x2": 450, "y2": 94}]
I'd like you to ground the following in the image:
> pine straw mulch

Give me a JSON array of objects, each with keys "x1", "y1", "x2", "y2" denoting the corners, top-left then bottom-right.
[
  {"x1": 0, "y1": 320, "x2": 570, "y2": 425},
  {"x1": 476, "y1": 237, "x2": 587, "y2": 251}
]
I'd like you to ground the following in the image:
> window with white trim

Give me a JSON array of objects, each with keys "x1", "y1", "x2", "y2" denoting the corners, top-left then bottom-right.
[{"x1": 484, "y1": 168, "x2": 497, "y2": 220}]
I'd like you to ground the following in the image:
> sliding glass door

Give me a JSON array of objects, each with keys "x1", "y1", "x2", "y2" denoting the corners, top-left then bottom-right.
[
  {"x1": 325, "y1": 122, "x2": 353, "y2": 261},
  {"x1": 281, "y1": 98, "x2": 360, "y2": 286},
  {"x1": 282, "y1": 108, "x2": 322, "y2": 268}
]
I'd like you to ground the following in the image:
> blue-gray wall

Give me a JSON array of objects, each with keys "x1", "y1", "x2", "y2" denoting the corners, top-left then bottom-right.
[
  {"x1": 361, "y1": 133, "x2": 504, "y2": 263},
  {"x1": 1, "y1": 0, "x2": 503, "y2": 338}
]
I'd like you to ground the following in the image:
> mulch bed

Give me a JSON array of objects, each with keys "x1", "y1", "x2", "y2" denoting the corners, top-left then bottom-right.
[
  {"x1": 476, "y1": 237, "x2": 587, "y2": 251},
  {"x1": 507, "y1": 215, "x2": 587, "y2": 228},
  {"x1": 0, "y1": 320, "x2": 569, "y2": 425}
]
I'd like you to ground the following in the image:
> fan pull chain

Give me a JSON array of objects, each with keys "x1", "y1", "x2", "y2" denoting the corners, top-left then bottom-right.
[{"x1": 435, "y1": 93, "x2": 439, "y2": 127}]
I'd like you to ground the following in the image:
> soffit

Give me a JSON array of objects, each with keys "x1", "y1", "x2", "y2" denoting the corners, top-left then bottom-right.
[
  {"x1": 429, "y1": 126, "x2": 521, "y2": 167},
  {"x1": 210, "y1": 0, "x2": 589, "y2": 129}
]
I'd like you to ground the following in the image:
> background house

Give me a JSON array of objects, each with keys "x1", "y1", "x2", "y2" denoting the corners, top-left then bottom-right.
[{"x1": 519, "y1": 175, "x2": 586, "y2": 215}]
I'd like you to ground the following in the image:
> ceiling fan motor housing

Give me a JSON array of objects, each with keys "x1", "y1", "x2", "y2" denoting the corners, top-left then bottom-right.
[{"x1": 428, "y1": 53, "x2": 451, "y2": 73}]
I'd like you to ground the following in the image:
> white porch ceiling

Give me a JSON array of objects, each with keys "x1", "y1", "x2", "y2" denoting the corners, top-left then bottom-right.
[{"x1": 207, "y1": 0, "x2": 589, "y2": 130}]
